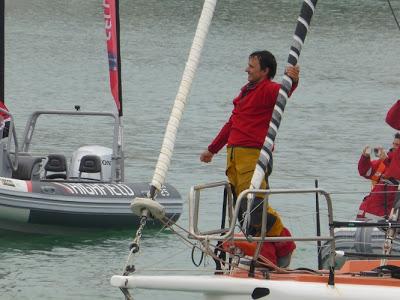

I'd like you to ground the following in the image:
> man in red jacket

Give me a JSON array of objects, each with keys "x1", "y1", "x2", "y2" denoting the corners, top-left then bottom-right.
[
  {"x1": 357, "y1": 133, "x2": 400, "y2": 220},
  {"x1": 384, "y1": 99, "x2": 400, "y2": 189},
  {"x1": 200, "y1": 50, "x2": 298, "y2": 265},
  {"x1": 357, "y1": 100, "x2": 400, "y2": 220},
  {"x1": 358, "y1": 133, "x2": 400, "y2": 190}
]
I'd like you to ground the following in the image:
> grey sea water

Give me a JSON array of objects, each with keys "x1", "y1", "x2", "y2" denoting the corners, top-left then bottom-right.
[{"x1": 1, "y1": 0, "x2": 400, "y2": 299}]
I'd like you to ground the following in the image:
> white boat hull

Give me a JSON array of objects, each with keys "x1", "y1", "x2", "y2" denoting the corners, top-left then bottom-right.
[
  {"x1": 0, "y1": 177, "x2": 183, "y2": 234},
  {"x1": 110, "y1": 275, "x2": 400, "y2": 299}
]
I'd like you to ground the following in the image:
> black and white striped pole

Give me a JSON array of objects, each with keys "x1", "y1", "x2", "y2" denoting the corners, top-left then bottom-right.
[{"x1": 245, "y1": 0, "x2": 318, "y2": 227}]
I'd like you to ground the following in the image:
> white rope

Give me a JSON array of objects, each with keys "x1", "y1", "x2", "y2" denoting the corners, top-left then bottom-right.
[{"x1": 151, "y1": 0, "x2": 218, "y2": 192}]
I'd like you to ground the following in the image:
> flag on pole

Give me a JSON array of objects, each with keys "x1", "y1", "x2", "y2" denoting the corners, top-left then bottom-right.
[{"x1": 103, "y1": 0, "x2": 123, "y2": 115}]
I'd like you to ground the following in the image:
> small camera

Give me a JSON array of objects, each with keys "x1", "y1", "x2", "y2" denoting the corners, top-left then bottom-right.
[{"x1": 373, "y1": 148, "x2": 379, "y2": 156}]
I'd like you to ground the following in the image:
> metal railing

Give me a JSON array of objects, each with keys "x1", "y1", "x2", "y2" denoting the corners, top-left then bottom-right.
[
  {"x1": 19, "y1": 110, "x2": 124, "y2": 182},
  {"x1": 188, "y1": 181, "x2": 336, "y2": 270}
]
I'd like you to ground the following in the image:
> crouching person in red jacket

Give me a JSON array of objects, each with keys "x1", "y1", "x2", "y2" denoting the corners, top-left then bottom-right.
[{"x1": 222, "y1": 227, "x2": 296, "y2": 267}]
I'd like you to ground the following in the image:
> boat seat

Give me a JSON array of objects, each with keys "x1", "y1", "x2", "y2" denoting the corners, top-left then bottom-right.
[
  {"x1": 44, "y1": 154, "x2": 68, "y2": 180},
  {"x1": 78, "y1": 155, "x2": 103, "y2": 181},
  {"x1": 12, "y1": 154, "x2": 44, "y2": 180}
]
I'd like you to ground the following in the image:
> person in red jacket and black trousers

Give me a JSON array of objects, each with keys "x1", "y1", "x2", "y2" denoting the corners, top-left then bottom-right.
[
  {"x1": 357, "y1": 100, "x2": 400, "y2": 220},
  {"x1": 384, "y1": 100, "x2": 400, "y2": 181}
]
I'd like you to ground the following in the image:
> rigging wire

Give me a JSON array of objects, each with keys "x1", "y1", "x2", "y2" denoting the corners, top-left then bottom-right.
[{"x1": 387, "y1": 0, "x2": 400, "y2": 31}]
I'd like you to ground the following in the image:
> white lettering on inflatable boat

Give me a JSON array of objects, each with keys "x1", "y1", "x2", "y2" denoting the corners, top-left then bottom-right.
[
  {"x1": 56, "y1": 183, "x2": 135, "y2": 196},
  {"x1": 106, "y1": 184, "x2": 122, "y2": 196},
  {"x1": 0, "y1": 177, "x2": 28, "y2": 192},
  {"x1": 0, "y1": 178, "x2": 15, "y2": 187},
  {"x1": 160, "y1": 185, "x2": 170, "y2": 197}
]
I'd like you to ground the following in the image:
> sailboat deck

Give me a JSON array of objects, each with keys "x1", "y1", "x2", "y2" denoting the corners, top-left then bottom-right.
[{"x1": 230, "y1": 260, "x2": 400, "y2": 287}]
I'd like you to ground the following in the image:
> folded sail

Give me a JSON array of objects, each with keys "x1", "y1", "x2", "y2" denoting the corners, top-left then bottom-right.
[{"x1": 103, "y1": 0, "x2": 123, "y2": 116}]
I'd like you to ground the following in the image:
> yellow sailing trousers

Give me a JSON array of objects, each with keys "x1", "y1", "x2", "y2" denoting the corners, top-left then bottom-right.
[{"x1": 226, "y1": 146, "x2": 283, "y2": 236}]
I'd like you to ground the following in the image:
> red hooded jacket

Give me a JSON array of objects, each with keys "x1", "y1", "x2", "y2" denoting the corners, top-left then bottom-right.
[
  {"x1": 357, "y1": 147, "x2": 400, "y2": 219},
  {"x1": 386, "y1": 100, "x2": 400, "y2": 130}
]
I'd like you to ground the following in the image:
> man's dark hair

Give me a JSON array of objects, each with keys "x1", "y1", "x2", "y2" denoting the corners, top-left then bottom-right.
[
  {"x1": 249, "y1": 50, "x2": 277, "y2": 79},
  {"x1": 395, "y1": 132, "x2": 400, "y2": 139}
]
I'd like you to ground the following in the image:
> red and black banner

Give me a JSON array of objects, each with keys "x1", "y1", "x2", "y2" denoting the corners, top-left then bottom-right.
[{"x1": 103, "y1": 0, "x2": 123, "y2": 116}]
